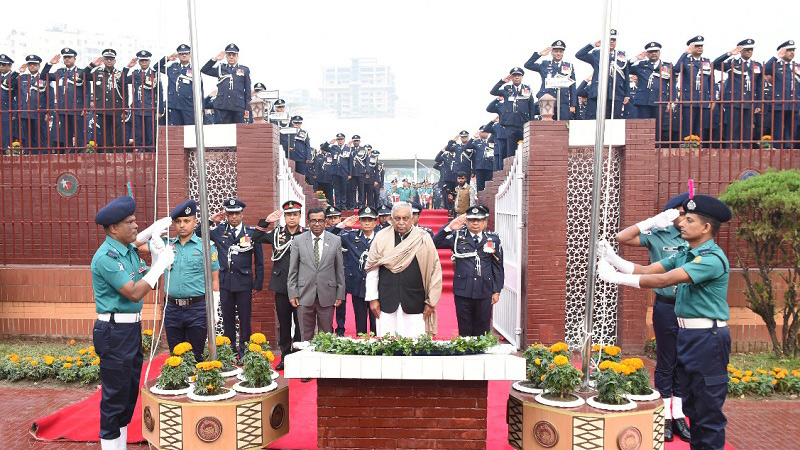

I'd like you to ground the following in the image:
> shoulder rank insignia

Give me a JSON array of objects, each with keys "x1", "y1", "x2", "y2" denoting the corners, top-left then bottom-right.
[
  {"x1": 691, "y1": 256, "x2": 703, "y2": 263},
  {"x1": 212, "y1": 252, "x2": 218, "y2": 262},
  {"x1": 106, "y1": 248, "x2": 120, "y2": 258}
]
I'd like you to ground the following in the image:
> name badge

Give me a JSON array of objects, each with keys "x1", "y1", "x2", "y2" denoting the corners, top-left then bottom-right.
[
  {"x1": 236, "y1": 69, "x2": 244, "y2": 76},
  {"x1": 326, "y1": 155, "x2": 333, "y2": 163},
  {"x1": 483, "y1": 241, "x2": 495, "y2": 254},
  {"x1": 342, "y1": 150, "x2": 350, "y2": 158}
]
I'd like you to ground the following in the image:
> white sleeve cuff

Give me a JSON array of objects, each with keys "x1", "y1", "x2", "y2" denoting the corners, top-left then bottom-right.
[{"x1": 365, "y1": 269, "x2": 379, "y2": 301}]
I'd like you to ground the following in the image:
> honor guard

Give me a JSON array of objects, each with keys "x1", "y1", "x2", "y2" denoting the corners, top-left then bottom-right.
[
  {"x1": 485, "y1": 98, "x2": 507, "y2": 166},
  {"x1": 43, "y1": 48, "x2": 87, "y2": 150},
  {"x1": 91, "y1": 196, "x2": 175, "y2": 450},
  {"x1": 268, "y1": 98, "x2": 290, "y2": 127},
  {"x1": 348, "y1": 135, "x2": 369, "y2": 208},
  {"x1": 155, "y1": 44, "x2": 200, "y2": 126},
  {"x1": 447, "y1": 130, "x2": 474, "y2": 178},
  {"x1": 6, "y1": 55, "x2": 52, "y2": 152},
  {"x1": 126, "y1": 51, "x2": 161, "y2": 149},
  {"x1": 434, "y1": 139, "x2": 457, "y2": 210},
  {"x1": 206, "y1": 199, "x2": 264, "y2": 358},
  {"x1": 85, "y1": 49, "x2": 129, "y2": 150},
  {"x1": 366, "y1": 146, "x2": 381, "y2": 208},
  {"x1": 313, "y1": 144, "x2": 334, "y2": 201},
  {"x1": 373, "y1": 161, "x2": 385, "y2": 209},
  {"x1": 376, "y1": 204, "x2": 392, "y2": 231},
  {"x1": 251, "y1": 200, "x2": 304, "y2": 370},
  {"x1": 434, "y1": 205, "x2": 504, "y2": 336},
  {"x1": 713, "y1": 39, "x2": 762, "y2": 148},
  {"x1": 675, "y1": 35, "x2": 715, "y2": 141},
  {"x1": 576, "y1": 29, "x2": 630, "y2": 120},
  {"x1": 467, "y1": 126, "x2": 494, "y2": 191},
  {"x1": 0, "y1": 53, "x2": 16, "y2": 148},
  {"x1": 630, "y1": 42, "x2": 677, "y2": 141},
  {"x1": 525, "y1": 40, "x2": 578, "y2": 120},
  {"x1": 321, "y1": 132, "x2": 349, "y2": 209},
  {"x1": 201, "y1": 43, "x2": 251, "y2": 124},
  {"x1": 764, "y1": 40, "x2": 798, "y2": 148},
  {"x1": 325, "y1": 205, "x2": 343, "y2": 230},
  {"x1": 282, "y1": 115, "x2": 311, "y2": 177},
  {"x1": 490, "y1": 67, "x2": 535, "y2": 157}
]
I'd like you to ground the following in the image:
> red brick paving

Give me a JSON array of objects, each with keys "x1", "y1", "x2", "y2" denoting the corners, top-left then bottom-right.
[{"x1": 0, "y1": 385, "x2": 796, "y2": 450}]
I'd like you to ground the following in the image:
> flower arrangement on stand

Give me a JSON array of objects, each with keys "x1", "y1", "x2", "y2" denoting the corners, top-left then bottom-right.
[
  {"x1": 624, "y1": 358, "x2": 660, "y2": 401},
  {"x1": 188, "y1": 360, "x2": 236, "y2": 401},
  {"x1": 204, "y1": 335, "x2": 238, "y2": 375},
  {"x1": 536, "y1": 354, "x2": 584, "y2": 408},
  {"x1": 515, "y1": 343, "x2": 554, "y2": 394},
  {"x1": 142, "y1": 329, "x2": 153, "y2": 355},
  {"x1": 172, "y1": 342, "x2": 197, "y2": 371},
  {"x1": 681, "y1": 135, "x2": 701, "y2": 149},
  {"x1": 587, "y1": 360, "x2": 636, "y2": 411},
  {"x1": 4, "y1": 141, "x2": 25, "y2": 155},
  {"x1": 759, "y1": 135, "x2": 772, "y2": 149},
  {"x1": 152, "y1": 356, "x2": 193, "y2": 395},
  {"x1": 234, "y1": 346, "x2": 277, "y2": 393}
]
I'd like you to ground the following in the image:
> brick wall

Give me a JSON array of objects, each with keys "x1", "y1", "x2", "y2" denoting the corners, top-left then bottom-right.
[{"x1": 317, "y1": 379, "x2": 488, "y2": 450}]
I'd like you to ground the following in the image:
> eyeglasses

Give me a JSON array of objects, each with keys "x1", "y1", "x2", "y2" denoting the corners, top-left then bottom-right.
[{"x1": 308, "y1": 219, "x2": 325, "y2": 224}]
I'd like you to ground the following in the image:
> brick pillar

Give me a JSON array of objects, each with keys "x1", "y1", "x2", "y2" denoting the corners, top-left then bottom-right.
[
  {"x1": 524, "y1": 121, "x2": 570, "y2": 345},
  {"x1": 617, "y1": 119, "x2": 658, "y2": 350},
  {"x1": 317, "y1": 379, "x2": 488, "y2": 450},
  {"x1": 156, "y1": 126, "x2": 189, "y2": 216}
]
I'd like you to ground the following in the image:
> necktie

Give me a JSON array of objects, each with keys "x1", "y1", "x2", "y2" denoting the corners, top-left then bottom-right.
[
  {"x1": 314, "y1": 237, "x2": 321, "y2": 267},
  {"x1": 474, "y1": 234, "x2": 480, "y2": 246}
]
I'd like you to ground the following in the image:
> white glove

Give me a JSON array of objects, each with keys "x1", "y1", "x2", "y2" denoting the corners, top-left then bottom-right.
[
  {"x1": 636, "y1": 209, "x2": 680, "y2": 233},
  {"x1": 143, "y1": 248, "x2": 175, "y2": 288},
  {"x1": 149, "y1": 236, "x2": 166, "y2": 267},
  {"x1": 136, "y1": 216, "x2": 173, "y2": 244},
  {"x1": 212, "y1": 291, "x2": 220, "y2": 325},
  {"x1": 597, "y1": 259, "x2": 641, "y2": 288},
  {"x1": 598, "y1": 240, "x2": 635, "y2": 274}
]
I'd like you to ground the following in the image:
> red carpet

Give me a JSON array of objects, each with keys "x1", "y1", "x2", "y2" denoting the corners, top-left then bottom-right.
[{"x1": 32, "y1": 210, "x2": 736, "y2": 449}]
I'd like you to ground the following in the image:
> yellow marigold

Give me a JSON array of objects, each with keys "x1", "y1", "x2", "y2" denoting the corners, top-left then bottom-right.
[
  {"x1": 69, "y1": 339, "x2": 76, "y2": 345},
  {"x1": 173, "y1": 342, "x2": 192, "y2": 356},
  {"x1": 249, "y1": 343, "x2": 262, "y2": 353},
  {"x1": 78, "y1": 349, "x2": 88, "y2": 355},
  {"x1": 772, "y1": 379, "x2": 778, "y2": 385},
  {"x1": 540, "y1": 375, "x2": 546, "y2": 381},
  {"x1": 603, "y1": 346, "x2": 621, "y2": 356},
  {"x1": 762, "y1": 135, "x2": 772, "y2": 140},
  {"x1": 622, "y1": 358, "x2": 644, "y2": 370},
  {"x1": 599, "y1": 360, "x2": 614, "y2": 370},
  {"x1": 44, "y1": 356, "x2": 54, "y2": 365},
  {"x1": 91, "y1": 358, "x2": 100, "y2": 365},
  {"x1": 792, "y1": 370, "x2": 800, "y2": 377},
  {"x1": 263, "y1": 351, "x2": 275, "y2": 362},
  {"x1": 65, "y1": 357, "x2": 73, "y2": 362},
  {"x1": 727, "y1": 366, "x2": 735, "y2": 373},
  {"x1": 548, "y1": 363, "x2": 555, "y2": 369},
  {"x1": 205, "y1": 384, "x2": 216, "y2": 391},
  {"x1": 554, "y1": 355, "x2": 569, "y2": 366},
  {"x1": 776, "y1": 372, "x2": 786, "y2": 379},
  {"x1": 165, "y1": 356, "x2": 183, "y2": 367},
  {"x1": 76, "y1": 361, "x2": 84, "y2": 366},
  {"x1": 534, "y1": 358, "x2": 541, "y2": 366},
  {"x1": 23, "y1": 356, "x2": 32, "y2": 361},
  {"x1": 752, "y1": 376, "x2": 759, "y2": 381},
  {"x1": 88, "y1": 346, "x2": 95, "y2": 352},
  {"x1": 534, "y1": 344, "x2": 544, "y2": 349},
  {"x1": 744, "y1": 370, "x2": 752, "y2": 377},
  {"x1": 74, "y1": 356, "x2": 81, "y2": 361},
  {"x1": 216, "y1": 335, "x2": 231, "y2": 346},
  {"x1": 143, "y1": 329, "x2": 153, "y2": 336},
  {"x1": 756, "y1": 369, "x2": 767, "y2": 374},
  {"x1": 250, "y1": 333, "x2": 267, "y2": 345},
  {"x1": 730, "y1": 378, "x2": 740, "y2": 383},
  {"x1": 773, "y1": 367, "x2": 782, "y2": 372},
  {"x1": 591, "y1": 344, "x2": 601, "y2": 352},
  {"x1": 211, "y1": 360, "x2": 223, "y2": 369},
  {"x1": 31, "y1": 360, "x2": 39, "y2": 366},
  {"x1": 196, "y1": 362, "x2": 208, "y2": 370},
  {"x1": 9, "y1": 355, "x2": 19, "y2": 362},
  {"x1": 63, "y1": 363, "x2": 73, "y2": 368},
  {"x1": 549, "y1": 342, "x2": 569, "y2": 353},
  {"x1": 742, "y1": 376, "x2": 752, "y2": 382}
]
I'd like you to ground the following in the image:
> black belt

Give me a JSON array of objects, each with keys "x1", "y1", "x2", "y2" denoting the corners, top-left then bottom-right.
[
  {"x1": 167, "y1": 295, "x2": 205, "y2": 306},
  {"x1": 655, "y1": 294, "x2": 676, "y2": 305}
]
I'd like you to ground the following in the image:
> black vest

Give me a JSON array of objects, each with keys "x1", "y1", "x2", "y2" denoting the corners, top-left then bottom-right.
[{"x1": 378, "y1": 232, "x2": 426, "y2": 314}]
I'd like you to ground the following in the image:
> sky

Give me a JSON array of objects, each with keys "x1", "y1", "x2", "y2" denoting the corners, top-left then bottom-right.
[{"x1": 6, "y1": 0, "x2": 798, "y2": 159}]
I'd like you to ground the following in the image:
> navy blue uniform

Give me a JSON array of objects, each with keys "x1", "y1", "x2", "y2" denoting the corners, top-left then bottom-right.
[
  {"x1": 447, "y1": 139, "x2": 474, "y2": 177},
  {"x1": 366, "y1": 151, "x2": 381, "y2": 208},
  {"x1": 322, "y1": 142, "x2": 349, "y2": 208},
  {"x1": 490, "y1": 80, "x2": 535, "y2": 157},
  {"x1": 283, "y1": 128, "x2": 311, "y2": 176},
  {"x1": 44, "y1": 64, "x2": 87, "y2": 150},
  {"x1": 764, "y1": 57, "x2": 799, "y2": 148},
  {"x1": 0, "y1": 64, "x2": 18, "y2": 148},
  {"x1": 524, "y1": 53, "x2": 577, "y2": 120},
  {"x1": 576, "y1": 44, "x2": 630, "y2": 119},
  {"x1": 713, "y1": 55, "x2": 762, "y2": 148},
  {"x1": 434, "y1": 148, "x2": 456, "y2": 210},
  {"x1": 332, "y1": 228, "x2": 377, "y2": 335},
  {"x1": 315, "y1": 147, "x2": 335, "y2": 203},
  {"x1": 155, "y1": 59, "x2": 199, "y2": 125},
  {"x1": 6, "y1": 66, "x2": 53, "y2": 152},
  {"x1": 349, "y1": 146, "x2": 369, "y2": 207},
  {"x1": 126, "y1": 67, "x2": 161, "y2": 149},
  {"x1": 675, "y1": 53, "x2": 715, "y2": 141},
  {"x1": 630, "y1": 59, "x2": 677, "y2": 139},
  {"x1": 85, "y1": 64, "x2": 129, "y2": 150},
  {"x1": 433, "y1": 225, "x2": 504, "y2": 336},
  {"x1": 200, "y1": 60, "x2": 251, "y2": 124},
  {"x1": 207, "y1": 222, "x2": 264, "y2": 357},
  {"x1": 467, "y1": 138, "x2": 494, "y2": 191},
  {"x1": 486, "y1": 99, "x2": 507, "y2": 167}
]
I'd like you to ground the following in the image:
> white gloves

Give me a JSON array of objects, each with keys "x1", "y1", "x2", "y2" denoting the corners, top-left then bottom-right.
[
  {"x1": 143, "y1": 248, "x2": 175, "y2": 288},
  {"x1": 598, "y1": 240, "x2": 634, "y2": 274},
  {"x1": 136, "y1": 216, "x2": 173, "y2": 244},
  {"x1": 149, "y1": 235, "x2": 166, "y2": 267},
  {"x1": 213, "y1": 291, "x2": 220, "y2": 324},
  {"x1": 597, "y1": 259, "x2": 641, "y2": 288},
  {"x1": 636, "y1": 209, "x2": 680, "y2": 233}
]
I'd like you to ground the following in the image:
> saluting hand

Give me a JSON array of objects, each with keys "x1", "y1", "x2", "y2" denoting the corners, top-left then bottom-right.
[
  {"x1": 343, "y1": 214, "x2": 359, "y2": 228},
  {"x1": 210, "y1": 210, "x2": 226, "y2": 223},
  {"x1": 92, "y1": 57, "x2": 103, "y2": 67},
  {"x1": 635, "y1": 51, "x2": 647, "y2": 61},
  {"x1": 502, "y1": 75, "x2": 512, "y2": 83},
  {"x1": 266, "y1": 209, "x2": 283, "y2": 223},
  {"x1": 594, "y1": 40, "x2": 602, "y2": 48},
  {"x1": 214, "y1": 51, "x2": 226, "y2": 61},
  {"x1": 167, "y1": 53, "x2": 178, "y2": 61},
  {"x1": 729, "y1": 45, "x2": 744, "y2": 56},
  {"x1": 449, "y1": 214, "x2": 467, "y2": 230},
  {"x1": 50, "y1": 54, "x2": 61, "y2": 65},
  {"x1": 778, "y1": 48, "x2": 786, "y2": 59},
  {"x1": 540, "y1": 46, "x2": 552, "y2": 56},
  {"x1": 18, "y1": 63, "x2": 28, "y2": 72},
  {"x1": 686, "y1": 43, "x2": 696, "y2": 54},
  {"x1": 127, "y1": 58, "x2": 138, "y2": 69}
]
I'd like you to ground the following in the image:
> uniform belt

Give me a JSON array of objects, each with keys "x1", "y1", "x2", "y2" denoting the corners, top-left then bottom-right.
[
  {"x1": 677, "y1": 317, "x2": 727, "y2": 329},
  {"x1": 97, "y1": 312, "x2": 141, "y2": 323},
  {"x1": 167, "y1": 295, "x2": 205, "y2": 306},
  {"x1": 655, "y1": 294, "x2": 676, "y2": 305}
]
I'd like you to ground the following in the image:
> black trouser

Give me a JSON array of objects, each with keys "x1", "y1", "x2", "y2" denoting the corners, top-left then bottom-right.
[
  {"x1": 653, "y1": 295, "x2": 681, "y2": 398},
  {"x1": 333, "y1": 175, "x2": 348, "y2": 208},
  {"x1": 218, "y1": 109, "x2": 245, "y2": 124},
  {"x1": 168, "y1": 108, "x2": 194, "y2": 126},
  {"x1": 58, "y1": 114, "x2": 85, "y2": 150},
  {"x1": 274, "y1": 292, "x2": 301, "y2": 359},
  {"x1": 164, "y1": 301, "x2": 207, "y2": 363},
  {"x1": 440, "y1": 181, "x2": 456, "y2": 211},
  {"x1": 454, "y1": 295, "x2": 492, "y2": 337},
  {"x1": 221, "y1": 289, "x2": 252, "y2": 358},
  {"x1": 133, "y1": 114, "x2": 155, "y2": 149},
  {"x1": 365, "y1": 179, "x2": 377, "y2": 208},
  {"x1": 334, "y1": 297, "x2": 347, "y2": 336},
  {"x1": 475, "y1": 169, "x2": 492, "y2": 191},
  {"x1": 351, "y1": 295, "x2": 376, "y2": 335},
  {"x1": 504, "y1": 126, "x2": 523, "y2": 158},
  {"x1": 318, "y1": 181, "x2": 333, "y2": 205},
  {"x1": 96, "y1": 113, "x2": 124, "y2": 151},
  {"x1": 92, "y1": 318, "x2": 142, "y2": 440}
]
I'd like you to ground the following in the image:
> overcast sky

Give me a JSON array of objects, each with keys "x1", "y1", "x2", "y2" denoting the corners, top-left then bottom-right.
[{"x1": 9, "y1": 0, "x2": 798, "y2": 159}]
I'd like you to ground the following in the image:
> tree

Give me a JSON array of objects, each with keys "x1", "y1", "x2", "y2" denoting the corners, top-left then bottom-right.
[{"x1": 720, "y1": 169, "x2": 800, "y2": 358}]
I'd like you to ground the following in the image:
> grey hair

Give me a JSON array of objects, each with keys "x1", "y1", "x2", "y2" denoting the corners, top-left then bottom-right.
[{"x1": 391, "y1": 202, "x2": 412, "y2": 217}]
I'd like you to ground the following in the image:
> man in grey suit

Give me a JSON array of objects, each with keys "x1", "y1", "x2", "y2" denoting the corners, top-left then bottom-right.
[{"x1": 287, "y1": 206, "x2": 346, "y2": 342}]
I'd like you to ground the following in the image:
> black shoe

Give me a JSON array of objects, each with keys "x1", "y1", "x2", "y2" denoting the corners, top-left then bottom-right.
[
  {"x1": 672, "y1": 417, "x2": 691, "y2": 442},
  {"x1": 664, "y1": 419, "x2": 674, "y2": 442},
  {"x1": 275, "y1": 361, "x2": 285, "y2": 371},
  {"x1": 336, "y1": 330, "x2": 345, "y2": 337}
]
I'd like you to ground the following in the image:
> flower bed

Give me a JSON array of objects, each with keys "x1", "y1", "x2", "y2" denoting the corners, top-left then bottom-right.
[
  {"x1": 308, "y1": 332, "x2": 499, "y2": 356},
  {"x1": 727, "y1": 364, "x2": 800, "y2": 397},
  {"x1": 1, "y1": 340, "x2": 101, "y2": 385}
]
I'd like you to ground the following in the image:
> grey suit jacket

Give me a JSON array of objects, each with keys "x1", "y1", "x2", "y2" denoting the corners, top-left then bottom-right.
[{"x1": 287, "y1": 231, "x2": 346, "y2": 307}]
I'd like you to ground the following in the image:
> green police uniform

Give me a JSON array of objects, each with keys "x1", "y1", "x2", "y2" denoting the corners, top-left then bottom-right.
[
  {"x1": 639, "y1": 226, "x2": 683, "y2": 298},
  {"x1": 91, "y1": 236, "x2": 147, "y2": 313},
  {"x1": 163, "y1": 235, "x2": 220, "y2": 298},
  {"x1": 395, "y1": 186, "x2": 415, "y2": 202}
]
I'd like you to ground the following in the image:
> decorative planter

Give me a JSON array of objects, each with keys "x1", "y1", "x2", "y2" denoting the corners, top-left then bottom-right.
[
  {"x1": 237, "y1": 371, "x2": 279, "y2": 381},
  {"x1": 627, "y1": 388, "x2": 661, "y2": 402},
  {"x1": 535, "y1": 392, "x2": 586, "y2": 408},
  {"x1": 221, "y1": 366, "x2": 243, "y2": 377},
  {"x1": 233, "y1": 381, "x2": 279, "y2": 394},
  {"x1": 586, "y1": 395, "x2": 637, "y2": 411},
  {"x1": 187, "y1": 387, "x2": 237, "y2": 402},
  {"x1": 150, "y1": 384, "x2": 193, "y2": 396},
  {"x1": 512, "y1": 381, "x2": 543, "y2": 394}
]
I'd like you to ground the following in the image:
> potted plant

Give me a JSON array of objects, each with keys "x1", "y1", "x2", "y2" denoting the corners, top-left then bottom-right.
[
  {"x1": 514, "y1": 343, "x2": 552, "y2": 394},
  {"x1": 187, "y1": 360, "x2": 236, "y2": 401},
  {"x1": 681, "y1": 135, "x2": 701, "y2": 149},
  {"x1": 204, "y1": 335, "x2": 239, "y2": 376},
  {"x1": 151, "y1": 356, "x2": 193, "y2": 395},
  {"x1": 759, "y1": 135, "x2": 772, "y2": 149},
  {"x1": 623, "y1": 358, "x2": 660, "y2": 401},
  {"x1": 5, "y1": 141, "x2": 25, "y2": 155},
  {"x1": 587, "y1": 361, "x2": 636, "y2": 411},
  {"x1": 535, "y1": 354, "x2": 584, "y2": 408},
  {"x1": 233, "y1": 348, "x2": 277, "y2": 393},
  {"x1": 172, "y1": 342, "x2": 197, "y2": 371},
  {"x1": 141, "y1": 329, "x2": 153, "y2": 355},
  {"x1": 85, "y1": 140, "x2": 98, "y2": 153}
]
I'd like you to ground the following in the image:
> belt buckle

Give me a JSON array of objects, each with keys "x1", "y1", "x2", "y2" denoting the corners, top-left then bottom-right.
[{"x1": 177, "y1": 298, "x2": 189, "y2": 306}]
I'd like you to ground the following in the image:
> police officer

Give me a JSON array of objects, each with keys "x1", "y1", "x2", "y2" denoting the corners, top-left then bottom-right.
[
  {"x1": 712, "y1": 39, "x2": 762, "y2": 148},
  {"x1": 576, "y1": 76, "x2": 591, "y2": 120},
  {"x1": 467, "y1": 126, "x2": 494, "y2": 191},
  {"x1": 0, "y1": 53, "x2": 16, "y2": 149},
  {"x1": 576, "y1": 29, "x2": 630, "y2": 120},
  {"x1": 376, "y1": 204, "x2": 392, "y2": 231},
  {"x1": 447, "y1": 130, "x2": 474, "y2": 179},
  {"x1": 490, "y1": 67, "x2": 535, "y2": 157},
  {"x1": 322, "y1": 133, "x2": 349, "y2": 209},
  {"x1": 249, "y1": 82, "x2": 267, "y2": 123},
  {"x1": 155, "y1": 44, "x2": 199, "y2": 126},
  {"x1": 126, "y1": 51, "x2": 161, "y2": 150},
  {"x1": 485, "y1": 98, "x2": 506, "y2": 167},
  {"x1": 268, "y1": 98, "x2": 290, "y2": 127},
  {"x1": 281, "y1": 115, "x2": 310, "y2": 177},
  {"x1": 325, "y1": 205, "x2": 343, "y2": 229},
  {"x1": 366, "y1": 146, "x2": 381, "y2": 208},
  {"x1": 410, "y1": 201, "x2": 434, "y2": 238},
  {"x1": 525, "y1": 40, "x2": 578, "y2": 120},
  {"x1": 331, "y1": 207, "x2": 379, "y2": 335},
  {"x1": 630, "y1": 42, "x2": 677, "y2": 141},
  {"x1": 349, "y1": 135, "x2": 369, "y2": 208},
  {"x1": 156, "y1": 200, "x2": 220, "y2": 363},
  {"x1": 315, "y1": 143, "x2": 335, "y2": 203},
  {"x1": 201, "y1": 44, "x2": 251, "y2": 124},
  {"x1": 251, "y1": 200, "x2": 304, "y2": 370},
  {"x1": 91, "y1": 197, "x2": 174, "y2": 450},
  {"x1": 325, "y1": 204, "x2": 349, "y2": 336},
  {"x1": 374, "y1": 161, "x2": 385, "y2": 209},
  {"x1": 207, "y1": 199, "x2": 264, "y2": 358},
  {"x1": 764, "y1": 40, "x2": 798, "y2": 149},
  {"x1": 434, "y1": 205, "x2": 504, "y2": 336},
  {"x1": 43, "y1": 48, "x2": 86, "y2": 151},
  {"x1": 434, "y1": 141, "x2": 456, "y2": 211},
  {"x1": 609, "y1": 193, "x2": 691, "y2": 442},
  {"x1": 7, "y1": 55, "x2": 52, "y2": 152},
  {"x1": 85, "y1": 49, "x2": 132, "y2": 151},
  {"x1": 599, "y1": 194, "x2": 732, "y2": 450},
  {"x1": 676, "y1": 36, "x2": 715, "y2": 142}
]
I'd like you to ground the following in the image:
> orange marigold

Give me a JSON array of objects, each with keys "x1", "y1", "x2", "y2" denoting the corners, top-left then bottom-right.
[{"x1": 553, "y1": 355, "x2": 569, "y2": 366}]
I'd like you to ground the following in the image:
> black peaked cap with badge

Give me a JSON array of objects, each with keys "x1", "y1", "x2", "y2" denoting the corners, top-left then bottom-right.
[
  {"x1": 223, "y1": 199, "x2": 246, "y2": 212},
  {"x1": 358, "y1": 206, "x2": 378, "y2": 219},
  {"x1": 466, "y1": 205, "x2": 490, "y2": 219},
  {"x1": 682, "y1": 194, "x2": 732, "y2": 223},
  {"x1": 325, "y1": 206, "x2": 342, "y2": 217},
  {"x1": 171, "y1": 199, "x2": 197, "y2": 220},
  {"x1": 282, "y1": 200, "x2": 302, "y2": 213}
]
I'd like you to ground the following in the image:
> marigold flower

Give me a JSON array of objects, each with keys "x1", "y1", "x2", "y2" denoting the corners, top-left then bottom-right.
[
  {"x1": 173, "y1": 342, "x2": 192, "y2": 356},
  {"x1": 249, "y1": 343, "x2": 262, "y2": 353},
  {"x1": 533, "y1": 344, "x2": 544, "y2": 349},
  {"x1": 216, "y1": 335, "x2": 231, "y2": 346},
  {"x1": 44, "y1": 356, "x2": 54, "y2": 365},
  {"x1": 540, "y1": 375, "x2": 546, "y2": 381},
  {"x1": 250, "y1": 333, "x2": 267, "y2": 345},
  {"x1": 591, "y1": 344, "x2": 601, "y2": 352},
  {"x1": 165, "y1": 356, "x2": 183, "y2": 367},
  {"x1": 78, "y1": 349, "x2": 88, "y2": 355},
  {"x1": 554, "y1": 355, "x2": 569, "y2": 366},
  {"x1": 599, "y1": 360, "x2": 613, "y2": 370},
  {"x1": 744, "y1": 370, "x2": 752, "y2": 377},
  {"x1": 88, "y1": 346, "x2": 95, "y2": 352},
  {"x1": 752, "y1": 376, "x2": 759, "y2": 381},
  {"x1": 776, "y1": 372, "x2": 785, "y2": 379},
  {"x1": 534, "y1": 358, "x2": 541, "y2": 365},
  {"x1": 602, "y1": 346, "x2": 621, "y2": 356},
  {"x1": 205, "y1": 384, "x2": 216, "y2": 391},
  {"x1": 762, "y1": 135, "x2": 772, "y2": 140},
  {"x1": 548, "y1": 363, "x2": 555, "y2": 369},
  {"x1": 91, "y1": 358, "x2": 100, "y2": 365},
  {"x1": 23, "y1": 356, "x2": 32, "y2": 361},
  {"x1": 69, "y1": 339, "x2": 76, "y2": 345},
  {"x1": 65, "y1": 357, "x2": 73, "y2": 362},
  {"x1": 756, "y1": 369, "x2": 767, "y2": 374},
  {"x1": 211, "y1": 360, "x2": 223, "y2": 369},
  {"x1": 772, "y1": 379, "x2": 778, "y2": 385},
  {"x1": 63, "y1": 363, "x2": 73, "y2": 368},
  {"x1": 76, "y1": 361, "x2": 84, "y2": 366},
  {"x1": 730, "y1": 378, "x2": 740, "y2": 383},
  {"x1": 263, "y1": 351, "x2": 275, "y2": 362},
  {"x1": 143, "y1": 329, "x2": 153, "y2": 336},
  {"x1": 31, "y1": 360, "x2": 39, "y2": 366}
]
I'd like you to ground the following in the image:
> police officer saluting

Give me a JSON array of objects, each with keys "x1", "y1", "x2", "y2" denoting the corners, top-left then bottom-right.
[
  {"x1": 598, "y1": 194, "x2": 733, "y2": 450},
  {"x1": 713, "y1": 39, "x2": 762, "y2": 148},
  {"x1": 490, "y1": 67, "x2": 535, "y2": 158},
  {"x1": 155, "y1": 44, "x2": 200, "y2": 126},
  {"x1": 126, "y1": 50, "x2": 161, "y2": 149},
  {"x1": 282, "y1": 115, "x2": 311, "y2": 177},
  {"x1": 201, "y1": 44, "x2": 251, "y2": 124},
  {"x1": 91, "y1": 197, "x2": 174, "y2": 450},
  {"x1": 434, "y1": 205, "x2": 504, "y2": 336},
  {"x1": 252, "y1": 200, "x2": 304, "y2": 370},
  {"x1": 630, "y1": 42, "x2": 677, "y2": 142},
  {"x1": 525, "y1": 40, "x2": 578, "y2": 120},
  {"x1": 608, "y1": 193, "x2": 690, "y2": 442},
  {"x1": 44, "y1": 48, "x2": 86, "y2": 150},
  {"x1": 85, "y1": 49, "x2": 135, "y2": 151}
]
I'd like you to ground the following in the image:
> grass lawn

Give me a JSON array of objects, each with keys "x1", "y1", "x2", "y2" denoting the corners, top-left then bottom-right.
[
  {"x1": 729, "y1": 350, "x2": 800, "y2": 372},
  {"x1": 1, "y1": 337, "x2": 94, "y2": 359}
]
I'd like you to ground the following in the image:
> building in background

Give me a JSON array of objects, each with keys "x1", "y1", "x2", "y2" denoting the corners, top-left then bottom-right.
[{"x1": 320, "y1": 58, "x2": 397, "y2": 119}]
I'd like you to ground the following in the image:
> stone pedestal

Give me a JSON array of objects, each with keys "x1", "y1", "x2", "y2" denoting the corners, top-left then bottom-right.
[{"x1": 538, "y1": 94, "x2": 557, "y2": 121}]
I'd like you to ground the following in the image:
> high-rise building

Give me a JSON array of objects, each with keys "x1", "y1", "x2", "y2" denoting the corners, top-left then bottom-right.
[{"x1": 320, "y1": 58, "x2": 397, "y2": 119}]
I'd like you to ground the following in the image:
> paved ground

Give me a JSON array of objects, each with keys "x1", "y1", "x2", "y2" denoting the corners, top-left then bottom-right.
[{"x1": 1, "y1": 385, "x2": 798, "y2": 450}]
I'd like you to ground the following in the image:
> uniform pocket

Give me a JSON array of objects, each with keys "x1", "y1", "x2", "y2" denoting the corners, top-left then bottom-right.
[{"x1": 703, "y1": 374, "x2": 729, "y2": 386}]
